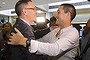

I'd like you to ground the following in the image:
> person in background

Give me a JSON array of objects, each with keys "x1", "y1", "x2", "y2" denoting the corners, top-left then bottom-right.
[
  {"x1": 33, "y1": 19, "x2": 50, "y2": 39},
  {"x1": 2, "y1": 22, "x2": 12, "y2": 41},
  {"x1": 80, "y1": 18, "x2": 90, "y2": 60},
  {"x1": 49, "y1": 16, "x2": 58, "y2": 31},
  {"x1": 1, "y1": 22, "x2": 12, "y2": 60},
  {"x1": 83, "y1": 18, "x2": 90, "y2": 36},
  {"x1": 8, "y1": 3, "x2": 79, "y2": 60},
  {"x1": 34, "y1": 16, "x2": 58, "y2": 39}
]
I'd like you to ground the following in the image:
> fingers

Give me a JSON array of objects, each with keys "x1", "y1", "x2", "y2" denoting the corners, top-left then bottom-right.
[
  {"x1": 14, "y1": 28, "x2": 21, "y2": 34},
  {"x1": 8, "y1": 42, "x2": 17, "y2": 45},
  {"x1": 9, "y1": 39, "x2": 12, "y2": 42},
  {"x1": 8, "y1": 39, "x2": 18, "y2": 45},
  {"x1": 14, "y1": 28, "x2": 24, "y2": 37},
  {"x1": 8, "y1": 42, "x2": 13, "y2": 45},
  {"x1": 8, "y1": 39, "x2": 14, "y2": 45},
  {"x1": 11, "y1": 32, "x2": 16, "y2": 36}
]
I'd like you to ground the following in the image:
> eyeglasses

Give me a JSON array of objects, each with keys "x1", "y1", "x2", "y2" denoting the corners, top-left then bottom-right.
[{"x1": 25, "y1": 7, "x2": 36, "y2": 11}]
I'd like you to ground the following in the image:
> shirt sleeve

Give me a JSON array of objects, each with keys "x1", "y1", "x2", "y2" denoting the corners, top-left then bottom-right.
[
  {"x1": 30, "y1": 39, "x2": 63, "y2": 56},
  {"x1": 29, "y1": 28, "x2": 79, "y2": 56}
]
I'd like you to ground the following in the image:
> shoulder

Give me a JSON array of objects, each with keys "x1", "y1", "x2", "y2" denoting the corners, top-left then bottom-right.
[
  {"x1": 68, "y1": 26, "x2": 79, "y2": 35},
  {"x1": 62, "y1": 26, "x2": 79, "y2": 41}
]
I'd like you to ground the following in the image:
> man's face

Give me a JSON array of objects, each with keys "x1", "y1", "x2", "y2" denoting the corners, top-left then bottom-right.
[
  {"x1": 56, "y1": 6, "x2": 68, "y2": 25},
  {"x1": 24, "y1": 2, "x2": 37, "y2": 23}
]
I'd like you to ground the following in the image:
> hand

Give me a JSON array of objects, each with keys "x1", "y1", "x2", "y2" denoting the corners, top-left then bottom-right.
[{"x1": 8, "y1": 28, "x2": 27, "y2": 47}]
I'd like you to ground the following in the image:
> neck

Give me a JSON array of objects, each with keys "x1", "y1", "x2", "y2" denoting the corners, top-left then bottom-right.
[
  {"x1": 59, "y1": 21, "x2": 71, "y2": 29},
  {"x1": 19, "y1": 16, "x2": 32, "y2": 24}
]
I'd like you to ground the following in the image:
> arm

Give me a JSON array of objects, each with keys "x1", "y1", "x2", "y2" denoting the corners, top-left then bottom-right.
[
  {"x1": 30, "y1": 28, "x2": 79, "y2": 56},
  {"x1": 30, "y1": 35, "x2": 79, "y2": 56},
  {"x1": 9, "y1": 28, "x2": 79, "y2": 56}
]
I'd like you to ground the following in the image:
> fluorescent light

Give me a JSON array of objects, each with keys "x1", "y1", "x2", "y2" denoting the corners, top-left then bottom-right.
[
  {"x1": 49, "y1": 0, "x2": 87, "y2": 6},
  {"x1": 37, "y1": 10, "x2": 44, "y2": 13}
]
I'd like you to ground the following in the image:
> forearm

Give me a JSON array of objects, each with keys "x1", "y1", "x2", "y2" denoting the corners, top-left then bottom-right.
[
  {"x1": 29, "y1": 40, "x2": 62, "y2": 56},
  {"x1": 29, "y1": 37, "x2": 79, "y2": 56}
]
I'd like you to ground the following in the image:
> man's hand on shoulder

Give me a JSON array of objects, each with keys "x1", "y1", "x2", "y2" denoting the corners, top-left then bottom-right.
[{"x1": 8, "y1": 28, "x2": 27, "y2": 47}]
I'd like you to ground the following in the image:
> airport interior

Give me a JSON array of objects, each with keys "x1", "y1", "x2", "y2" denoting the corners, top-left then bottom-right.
[{"x1": 0, "y1": 0, "x2": 90, "y2": 60}]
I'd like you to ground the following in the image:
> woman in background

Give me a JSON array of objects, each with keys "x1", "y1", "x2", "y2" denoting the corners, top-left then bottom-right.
[{"x1": 1, "y1": 22, "x2": 12, "y2": 60}]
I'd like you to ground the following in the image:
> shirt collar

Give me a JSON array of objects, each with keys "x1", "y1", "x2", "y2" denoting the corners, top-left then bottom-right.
[
  {"x1": 55, "y1": 25, "x2": 73, "y2": 32},
  {"x1": 62, "y1": 25, "x2": 73, "y2": 32},
  {"x1": 20, "y1": 18, "x2": 30, "y2": 26}
]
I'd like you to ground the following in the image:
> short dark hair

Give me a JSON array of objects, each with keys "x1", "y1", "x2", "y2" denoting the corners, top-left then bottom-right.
[
  {"x1": 15, "y1": 0, "x2": 32, "y2": 16},
  {"x1": 60, "y1": 4, "x2": 76, "y2": 21},
  {"x1": 50, "y1": 16, "x2": 56, "y2": 22}
]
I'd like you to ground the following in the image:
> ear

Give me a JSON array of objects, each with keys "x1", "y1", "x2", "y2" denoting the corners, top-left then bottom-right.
[
  {"x1": 66, "y1": 12, "x2": 70, "y2": 17},
  {"x1": 22, "y1": 9, "x2": 27, "y2": 15},
  {"x1": 67, "y1": 12, "x2": 71, "y2": 20}
]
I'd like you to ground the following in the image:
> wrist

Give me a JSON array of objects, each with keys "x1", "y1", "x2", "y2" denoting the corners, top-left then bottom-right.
[
  {"x1": 19, "y1": 37, "x2": 27, "y2": 47},
  {"x1": 26, "y1": 39, "x2": 31, "y2": 49}
]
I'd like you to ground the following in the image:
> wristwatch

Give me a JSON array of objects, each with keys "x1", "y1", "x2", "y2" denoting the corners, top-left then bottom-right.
[{"x1": 26, "y1": 39, "x2": 31, "y2": 49}]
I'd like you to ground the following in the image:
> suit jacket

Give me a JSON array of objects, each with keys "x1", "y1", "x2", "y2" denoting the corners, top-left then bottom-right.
[
  {"x1": 10, "y1": 18, "x2": 43, "y2": 60},
  {"x1": 81, "y1": 32, "x2": 90, "y2": 60}
]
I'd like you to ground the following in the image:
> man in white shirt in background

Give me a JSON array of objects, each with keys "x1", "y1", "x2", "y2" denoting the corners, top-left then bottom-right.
[{"x1": 8, "y1": 3, "x2": 79, "y2": 60}]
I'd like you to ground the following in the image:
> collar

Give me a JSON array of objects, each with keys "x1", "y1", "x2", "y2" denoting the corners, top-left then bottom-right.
[
  {"x1": 55, "y1": 25, "x2": 73, "y2": 33},
  {"x1": 20, "y1": 18, "x2": 30, "y2": 26},
  {"x1": 61, "y1": 25, "x2": 73, "y2": 32}
]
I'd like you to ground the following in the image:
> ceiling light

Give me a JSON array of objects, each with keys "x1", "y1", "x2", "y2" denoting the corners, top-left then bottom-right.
[{"x1": 2, "y1": 2, "x2": 5, "y2": 4}]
